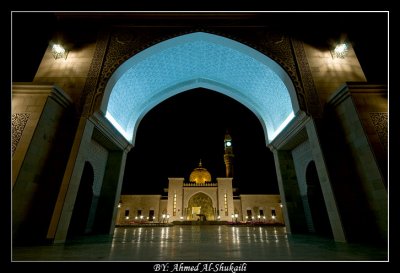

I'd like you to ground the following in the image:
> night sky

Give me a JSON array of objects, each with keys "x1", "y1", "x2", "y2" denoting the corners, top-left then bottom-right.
[
  {"x1": 11, "y1": 11, "x2": 389, "y2": 196},
  {"x1": 121, "y1": 88, "x2": 277, "y2": 194}
]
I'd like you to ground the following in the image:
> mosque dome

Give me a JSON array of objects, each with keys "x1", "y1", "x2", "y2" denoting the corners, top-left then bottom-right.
[{"x1": 189, "y1": 160, "x2": 212, "y2": 183}]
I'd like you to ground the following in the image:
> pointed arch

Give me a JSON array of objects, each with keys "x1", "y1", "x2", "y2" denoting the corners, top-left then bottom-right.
[{"x1": 101, "y1": 32, "x2": 299, "y2": 144}]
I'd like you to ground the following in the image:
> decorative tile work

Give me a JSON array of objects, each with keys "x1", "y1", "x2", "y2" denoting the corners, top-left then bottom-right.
[
  {"x1": 369, "y1": 112, "x2": 388, "y2": 152},
  {"x1": 230, "y1": 28, "x2": 305, "y2": 100},
  {"x1": 81, "y1": 27, "x2": 321, "y2": 143},
  {"x1": 80, "y1": 30, "x2": 111, "y2": 117},
  {"x1": 12, "y1": 113, "x2": 30, "y2": 155},
  {"x1": 291, "y1": 39, "x2": 322, "y2": 117},
  {"x1": 104, "y1": 32, "x2": 295, "y2": 142}
]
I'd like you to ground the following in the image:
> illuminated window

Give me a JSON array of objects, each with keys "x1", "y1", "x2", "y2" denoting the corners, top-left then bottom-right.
[
  {"x1": 224, "y1": 193, "x2": 228, "y2": 216},
  {"x1": 173, "y1": 193, "x2": 177, "y2": 216}
]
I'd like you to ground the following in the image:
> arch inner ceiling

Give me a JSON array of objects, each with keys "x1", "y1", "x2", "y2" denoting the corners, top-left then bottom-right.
[{"x1": 102, "y1": 32, "x2": 299, "y2": 144}]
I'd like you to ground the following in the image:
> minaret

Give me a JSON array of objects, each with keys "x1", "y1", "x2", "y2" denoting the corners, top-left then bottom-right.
[{"x1": 223, "y1": 131, "x2": 234, "y2": 177}]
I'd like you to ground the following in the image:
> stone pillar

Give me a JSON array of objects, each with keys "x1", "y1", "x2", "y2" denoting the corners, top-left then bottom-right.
[
  {"x1": 217, "y1": 178, "x2": 234, "y2": 221},
  {"x1": 93, "y1": 150, "x2": 128, "y2": 234},
  {"x1": 305, "y1": 119, "x2": 346, "y2": 242},
  {"x1": 166, "y1": 178, "x2": 184, "y2": 222},
  {"x1": 12, "y1": 84, "x2": 74, "y2": 244},
  {"x1": 291, "y1": 141, "x2": 315, "y2": 232},
  {"x1": 269, "y1": 112, "x2": 346, "y2": 242},
  {"x1": 272, "y1": 149, "x2": 308, "y2": 234},
  {"x1": 47, "y1": 112, "x2": 132, "y2": 243},
  {"x1": 48, "y1": 117, "x2": 95, "y2": 243},
  {"x1": 326, "y1": 83, "x2": 387, "y2": 243}
]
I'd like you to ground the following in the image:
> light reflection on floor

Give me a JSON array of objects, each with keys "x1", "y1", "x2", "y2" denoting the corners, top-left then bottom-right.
[{"x1": 12, "y1": 226, "x2": 387, "y2": 261}]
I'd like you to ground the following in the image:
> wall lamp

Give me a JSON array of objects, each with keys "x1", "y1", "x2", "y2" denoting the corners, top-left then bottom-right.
[
  {"x1": 51, "y1": 43, "x2": 69, "y2": 60},
  {"x1": 331, "y1": 42, "x2": 349, "y2": 59}
]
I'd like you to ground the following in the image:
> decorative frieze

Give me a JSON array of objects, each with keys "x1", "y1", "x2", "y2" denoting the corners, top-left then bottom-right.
[
  {"x1": 81, "y1": 26, "x2": 320, "y2": 119},
  {"x1": 291, "y1": 39, "x2": 322, "y2": 116},
  {"x1": 369, "y1": 112, "x2": 388, "y2": 152},
  {"x1": 12, "y1": 113, "x2": 30, "y2": 155}
]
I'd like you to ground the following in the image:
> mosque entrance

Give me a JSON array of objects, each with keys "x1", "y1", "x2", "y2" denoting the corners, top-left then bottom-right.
[
  {"x1": 47, "y1": 31, "x2": 346, "y2": 244},
  {"x1": 188, "y1": 193, "x2": 214, "y2": 221}
]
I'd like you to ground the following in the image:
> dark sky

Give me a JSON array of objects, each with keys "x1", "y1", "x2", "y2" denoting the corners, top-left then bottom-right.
[
  {"x1": 11, "y1": 11, "x2": 389, "y2": 195},
  {"x1": 121, "y1": 88, "x2": 278, "y2": 194}
]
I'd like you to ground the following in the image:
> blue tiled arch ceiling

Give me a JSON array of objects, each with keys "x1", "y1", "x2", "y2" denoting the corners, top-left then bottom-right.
[{"x1": 102, "y1": 32, "x2": 299, "y2": 144}]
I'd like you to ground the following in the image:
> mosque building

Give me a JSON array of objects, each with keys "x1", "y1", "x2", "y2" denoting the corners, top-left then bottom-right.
[{"x1": 115, "y1": 132, "x2": 284, "y2": 225}]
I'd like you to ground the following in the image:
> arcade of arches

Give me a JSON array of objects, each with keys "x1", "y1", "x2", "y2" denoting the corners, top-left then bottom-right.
[{"x1": 12, "y1": 13, "x2": 387, "y2": 247}]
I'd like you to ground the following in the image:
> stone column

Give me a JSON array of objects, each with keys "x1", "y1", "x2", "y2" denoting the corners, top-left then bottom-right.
[
  {"x1": 305, "y1": 119, "x2": 346, "y2": 242},
  {"x1": 12, "y1": 84, "x2": 74, "y2": 244},
  {"x1": 48, "y1": 117, "x2": 95, "y2": 243},
  {"x1": 272, "y1": 149, "x2": 308, "y2": 234},
  {"x1": 93, "y1": 150, "x2": 128, "y2": 234},
  {"x1": 326, "y1": 83, "x2": 387, "y2": 243},
  {"x1": 217, "y1": 178, "x2": 234, "y2": 221},
  {"x1": 166, "y1": 178, "x2": 184, "y2": 222},
  {"x1": 48, "y1": 111, "x2": 132, "y2": 243}
]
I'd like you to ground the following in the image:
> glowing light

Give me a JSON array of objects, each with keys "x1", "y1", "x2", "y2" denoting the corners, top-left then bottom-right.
[
  {"x1": 51, "y1": 44, "x2": 68, "y2": 59},
  {"x1": 53, "y1": 44, "x2": 65, "y2": 54},
  {"x1": 332, "y1": 43, "x2": 349, "y2": 58}
]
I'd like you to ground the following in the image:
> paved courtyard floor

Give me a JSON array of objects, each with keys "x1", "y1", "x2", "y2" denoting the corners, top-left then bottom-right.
[{"x1": 12, "y1": 226, "x2": 387, "y2": 262}]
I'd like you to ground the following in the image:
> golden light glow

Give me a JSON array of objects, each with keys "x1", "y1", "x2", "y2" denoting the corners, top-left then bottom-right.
[
  {"x1": 51, "y1": 44, "x2": 68, "y2": 59},
  {"x1": 332, "y1": 43, "x2": 349, "y2": 58},
  {"x1": 189, "y1": 160, "x2": 212, "y2": 183}
]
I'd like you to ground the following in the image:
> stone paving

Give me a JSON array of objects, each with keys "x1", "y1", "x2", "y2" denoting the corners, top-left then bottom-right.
[{"x1": 12, "y1": 226, "x2": 387, "y2": 262}]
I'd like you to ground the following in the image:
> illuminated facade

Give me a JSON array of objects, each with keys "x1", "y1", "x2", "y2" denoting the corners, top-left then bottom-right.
[{"x1": 116, "y1": 135, "x2": 284, "y2": 225}]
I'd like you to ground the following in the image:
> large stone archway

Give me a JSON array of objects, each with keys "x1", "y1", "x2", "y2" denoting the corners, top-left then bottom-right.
[
  {"x1": 30, "y1": 31, "x2": 347, "y2": 244},
  {"x1": 101, "y1": 32, "x2": 299, "y2": 145},
  {"x1": 12, "y1": 13, "x2": 387, "y2": 249}
]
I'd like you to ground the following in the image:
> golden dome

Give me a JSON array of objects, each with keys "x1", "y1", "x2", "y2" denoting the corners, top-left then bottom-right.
[{"x1": 189, "y1": 160, "x2": 212, "y2": 183}]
